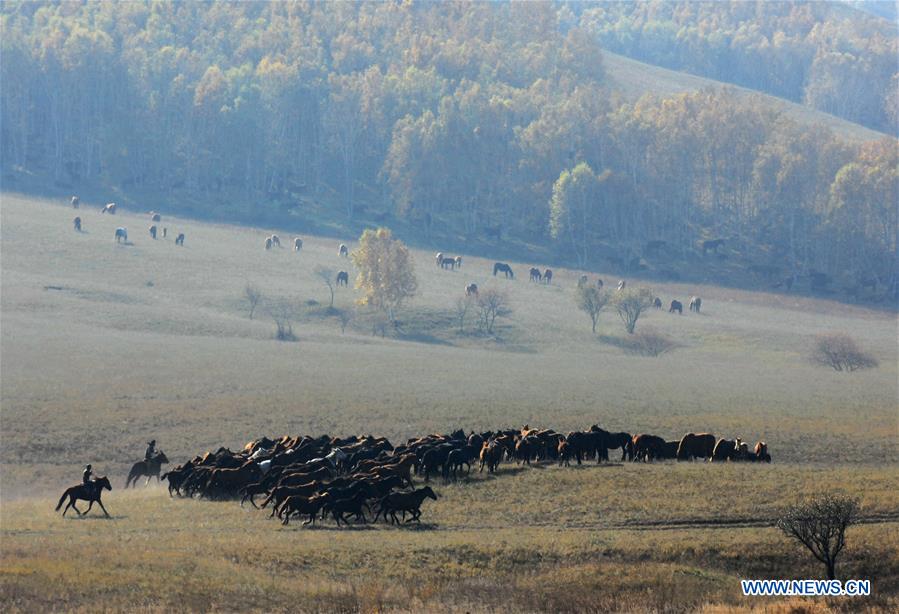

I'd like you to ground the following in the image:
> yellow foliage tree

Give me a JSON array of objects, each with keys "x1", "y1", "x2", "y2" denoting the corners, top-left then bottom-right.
[{"x1": 350, "y1": 228, "x2": 418, "y2": 327}]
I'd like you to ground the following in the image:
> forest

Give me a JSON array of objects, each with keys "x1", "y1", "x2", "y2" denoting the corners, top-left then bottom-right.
[{"x1": 1, "y1": 1, "x2": 896, "y2": 295}]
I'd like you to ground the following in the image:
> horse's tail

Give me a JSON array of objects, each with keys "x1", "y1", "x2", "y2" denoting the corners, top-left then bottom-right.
[{"x1": 55, "y1": 488, "x2": 70, "y2": 511}]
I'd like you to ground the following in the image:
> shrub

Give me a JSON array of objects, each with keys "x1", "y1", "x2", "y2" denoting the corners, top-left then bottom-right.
[
  {"x1": 811, "y1": 333, "x2": 877, "y2": 371},
  {"x1": 778, "y1": 494, "x2": 859, "y2": 580},
  {"x1": 613, "y1": 287, "x2": 654, "y2": 334}
]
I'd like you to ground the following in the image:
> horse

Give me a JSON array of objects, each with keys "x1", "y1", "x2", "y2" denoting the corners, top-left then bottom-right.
[
  {"x1": 149, "y1": 225, "x2": 157, "y2": 239},
  {"x1": 493, "y1": 262, "x2": 513, "y2": 278},
  {"x1": 125, "y1": 452, "x2": 170, "y2": 488},
  {"x1": 689, "y1": 296, "x2": 702, "y2": 313},
  {"x1": 114, "y1": 227, "x2": 128, "y2": 243},
  {"x1": 669, "y1": 300, "x2": 683, "y2": 314},
  {"x1": 529, "y1": 267, "x2": 542, "y2": 283},
  {"x1": 435, "y1": 252, "x2": 444, "y2": 267},
  {"x1": 596, "y1": 279, "x2": 604, "y2": 290},
  {"x1": 265, "y1": 237, "x2": 273, "y2": 250},
  {"x1": 73, "y1": 217, "x2": 82, "y2": 232},
  {"x1": 101, "y1": 203, "x2": 117, "y2": 214},
  {"x1": 376, "y1": 486, "x2": 438, "y2": 524},
  {"x1": 676, "y1": 433, "x2": 716, "y2": 461},
  {"x1": 175, "y1": 233, "x2": 185, "y2": 246},
  {"x1": 465, "y1": 283, "x2": 478, "y2": 297},
  {"x1": 454, "y1": 256, "x2": 462, "y2": 269},
  {"x1": 605, "y1": 432, "x2": 634, "y2": 461},
  {"x1": 294, "y1": 237, "x2": 303, "y2": 251},
  {"x1": 71, "y1": 196, "x2": 80, "y2": 209},
  {"x1": 702, "y1": 238, "x2": 724, "y2": 255},
  {"x1": 653, "y1": 297, "x2": 662, "y2": 309},
  {"x1": 339, "y1": 243, "x2": 349, "y2": 257},
  {"x1": 543, "y1": 269, "x2": 553, "y2": 284},
  {"x1": 441, "y1": 257, "x2": 457, "y2": 270},
  {"x1": 270, "y1": 234, "x2": 281, "y2": 248},
  {"x1": 55, "y1": 476, "x2": 112, "y2": 517},
  {"x1": 617, "y1": 279, "x2": 626, "y2": 291},
  {"x1": 336, "y1": 271, "x2": 349, "y2": 286},
  {"x1": 151, "y1": 212, "x2": 161, "y2": 222}
]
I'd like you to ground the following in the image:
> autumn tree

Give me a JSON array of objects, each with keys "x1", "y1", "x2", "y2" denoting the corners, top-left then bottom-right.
[
  {"x1": 613, "y1": 287, "x2": 655, "y2": 334},
  {"x1": 350, "y1": 228, "x2": 417, "y2": 329},
  {"x1": 575, "y1": 286, "x2": 610, "y2": 333}
]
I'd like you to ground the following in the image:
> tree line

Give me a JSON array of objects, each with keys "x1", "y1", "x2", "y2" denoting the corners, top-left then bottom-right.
[{"x1": 1, "y1": 2, "x2": 896, "y2": 294}]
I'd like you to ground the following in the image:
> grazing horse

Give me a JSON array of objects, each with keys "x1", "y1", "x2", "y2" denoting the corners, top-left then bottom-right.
[
  {"x1": 336, "y1": 271, "x2": 349, "y2": 286},
  {"x1": 294, "y1": 237, "x2": 303, "y2": 251},
  {"x1": 702, "y1": 239, "x2": 724, "y2": 255},
  {"x1": 101, "y1": 203, "x2": 117, "y2": 214},
  {"x1": 55, "y1": 476, "x2": 112, "y2": 517},
  {"x1": 270, "y1": 234, "x2": 281, "y2": 248},
  {"x1": 265, "y1": 237, "x2": 273, "y2": 250},
  {"x1": 441, "y1": 257, "x2": 457, "y2": 270},
  {"x1": 543, "y1": 269, "x2": 553, "y2": 284},
  {"x1": 339, "y1": 243, "x2": 349, "y2": 257},
  {"x1": 125, "y1": 452, "x2": 170, "y2": 488},
  {"x1": 493, "y1": 262, "x2": 513, "y2": 278},
  {"x1": 71, "y1": 196, "x2": 80, "y2": 209},
  {"x1": 669, "y1": 300, "x2": 683, "y2": 314},
  {"x1": 676, "y1": 433, "x2": 716, "y2": 461},
  {"x1": 632, "y1": 434, "x2": 666, "y2": 462},
  {"x1": 376, "y1": 486, "x2": 438, "y2": 524},
  {"x1": 596, "y1": 279, "x2": 604, "y2": 290},
  {"x1": 689, "y1": 296, "x2": 702, "y2": 313},
  {"x1": 605, "y1": 432, "x2": 634, "y2": 461},
  {"x1": 617, "y1": 279, "x2": 626, "y2": 291},
  {"x1": 710, "y1": 438, "x2": 738, "y2": 462},
  {"x1": 114, "y1": 227, "x2": 128, "y2": 243},
  {"x1": 73, "y1": 217, "x2": 82, "y2": 232},
  {"x1": 465, "y1": 283, "x2": 478, "y2": 297},
  {"x1": 754, "y1": 441, "x2": 771, "y2": 463},
  {"x1": 151, "y1": 212, "x2": 161, "y2": 222},
  {"x1": 529, "y1": 267, "x2": 542, "y2": 282},
  {"x1": 653, "y1": 297, "x2": 662, "y2": 309},
  {"x1": 149, "y1": 225, "x2": 157, "y2": 239},
  {"x1": 175, "y1": 233, "x2": 185, "y2": 246},
  {"x1": 435, "y1": 252, "x2": 444, "y2": 267},
  {"x1": 455, "y1": 256, "x2": 462, "y2": 269}
]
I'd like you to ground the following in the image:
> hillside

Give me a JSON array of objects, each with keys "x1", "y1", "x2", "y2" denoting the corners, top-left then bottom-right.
[{"x1": 603, "y1": 51, "x2": 888, "y2": 144}]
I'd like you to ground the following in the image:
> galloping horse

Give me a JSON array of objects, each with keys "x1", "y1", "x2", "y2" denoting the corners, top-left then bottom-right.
[
  {"x1": 125, "y1": 451, "x2": 170, "y2": 488},
  {"x1": 55, "y1": 476, "x2": 112, "y2": 517}
]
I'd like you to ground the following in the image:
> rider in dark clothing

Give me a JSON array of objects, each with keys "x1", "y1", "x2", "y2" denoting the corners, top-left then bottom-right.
[
  {"x1": 145, "y1": 440, "x2": 156, "y2": 461},
  {"x1": 83, "y1": 464, "x2": 93, "y2": 484}
]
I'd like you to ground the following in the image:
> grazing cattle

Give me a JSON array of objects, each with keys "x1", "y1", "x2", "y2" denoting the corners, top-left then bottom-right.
[
  {"x1": 577, "y1": 275, "x2": 588, "y2": 288},
  {"x1": 653, "y1": 297, "x2": 662, "y2": 309},
  {"x1": 149, "y1": 225, "x2": 157, "y2": 239},
  {"x1": 175, "y1": 233, "x2": 185, "y2": 246},
  {"x1": 71, "y1": 196, "x2": 80, "y2": 209},
  {"x1": 265, "y1": 237, "x2": 273, "y2": 250},
  {"x1": 676, "y1": 433, "x2": 716, "y2": 461},
  {"x1": 435, "y1": 252, "x2": 444, "y2": 267},
  {"x1": 336, "y1": 270, "x2": 349, "y2": 286},
  {"x1": 101, "y1": 203, "x2": 117, "y2": 214},
  {"x1": 543, "y1": 269, "x2": 553, "y2": 284},
  {"x1": 689, "y1": 296, "x2": 702, "y2": 313},
  {"x1": 114, "y1": 227, "x2": 128, "y2": 243},
  {"x1": 493, "y1": 262, "x2": 513, "y2": 278},
  {"x1": 617, "y1": 279, "x2": 626, "y2": 291},
  {"x1": 702, "y1": 238, "x2": 724, "y2": 255},
  {"x1": 529, "y1": 267, "x2": 542, "y2": 282},
  {"x1": 151, "y1": 212, "x2": 161, "y2": 222},
  {"x1": 270, "y1": 234, "x2": 281, "y2": 248},
  {"x1": 669, "y1": 300, "x2": 683, "y2": 314},
  {"x1": 73, "y1": 217, "x2": 82, "y2": 232},
  {"x1": 632, "y1": 434, "x2": 666, "y2": 462},
  {"x1": 710, "y1": 438, "x2": 738, "y2": 462},
  {"x1": 465, "y1": 283, "x2": 478, "y2": 297},
  {"x1": 339, "y1": 243, "x2": 349, "y2": 257},
  {"x1": 441, "y1": 257, "x2": 457, "y2": 270},
  {"x1": 294, "y1": 237, "x2": 303, "y2": 252},
  {"x1": 455, "y1": 256, "x2": 462, "y2": 269}
]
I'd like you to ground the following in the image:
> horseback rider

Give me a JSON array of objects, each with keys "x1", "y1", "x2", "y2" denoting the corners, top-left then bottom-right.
[
  {"x1": 82, "y1": 463, "x2": 95, "y2": 495},
  {"x1": 145, "y1": 439, "x2": 156, "y2": 461}
]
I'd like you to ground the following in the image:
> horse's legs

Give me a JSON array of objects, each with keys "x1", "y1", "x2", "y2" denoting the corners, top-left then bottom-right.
[
  {"x1": 62, "y1": 497, "x2": 74, "y2": 517},
  {"x1": 97, "y1": 499, "x2": 110, "y2": 518},
  {"x1": 70, "y1": 501, "x2": 83, "y2": 516},
  {"x1": 85, "y1": 501, "x2": 94, "y2": 514}
]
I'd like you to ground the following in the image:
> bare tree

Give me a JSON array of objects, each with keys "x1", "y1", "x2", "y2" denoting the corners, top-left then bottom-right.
[
  {"x1": 337, "y1": 307, "x2": 354, "y2": 334},
  {"x1": 575, "y1": 286, "x2": 610, "y2": 333},
  {"x1": 777, "y1": 494, "x2": 859, "y2": 580},
  {"x1": 244, "y1": 283, "x2": 263, "y2": 319},
  {"x1": 477, "y1": 288, "x2": 510, "y2": 335},
  {"x1": 613, "y1": 287, "x2": 655, "y2": 334},
  {"x1": 267, "y1": 301, "x2": 298, "y2": 342},
  {"x1": 315, "y1": 266, "x2": 336, "y2": 309},
  {"x1": 811, "y1": 333, "x2": 878, "y2": 372},
  {"x1": 454, "y1": 295, "x2": 475, "y2": 333}
]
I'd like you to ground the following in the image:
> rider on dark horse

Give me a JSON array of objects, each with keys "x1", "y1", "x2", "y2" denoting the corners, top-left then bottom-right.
[
  {"x1": 145, "y1": 439, "x2": 156, "y2": 461},
  {"x1": 82, "y1": 463, "x2": 94, "y2": 495}
]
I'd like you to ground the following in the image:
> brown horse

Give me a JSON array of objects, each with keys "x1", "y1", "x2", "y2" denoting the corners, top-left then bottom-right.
[
  {"x1": 676, "y1": 433, "x2": 716, "y2": 461},
  {"x1": 125, "y1": 452, "x2": 170, "y2": 488},
  {"x1": 529, "y1": 267, "x2": 542, "y2": 282},
  {"x1": 465, "y1": 283, "x2": 478, "y2": 297},
  {"x1": 543, "y1": 269, "x2": 553, "y2": 284},
  {"x1": 55, "y1": 476, "x2": 112, "y2": 517}
]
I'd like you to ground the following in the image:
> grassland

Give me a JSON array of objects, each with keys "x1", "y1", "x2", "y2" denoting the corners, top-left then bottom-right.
[{"x1": 1, "y1": 193, "x2": 897, "y2": 611}]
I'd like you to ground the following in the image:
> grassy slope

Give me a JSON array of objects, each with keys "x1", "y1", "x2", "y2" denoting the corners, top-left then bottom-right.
[
  {"x1": 1, "y1": 193, "x2": 897, "y2": 611},
  {"x1": 603, "y1": 50, "x2": 889, "y2": 144}
]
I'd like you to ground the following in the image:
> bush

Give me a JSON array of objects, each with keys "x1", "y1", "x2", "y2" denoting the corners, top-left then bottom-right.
[
  {"x1": 273, "y1": 316, "x2": 297, "y2": 342},
  {"x1": 609, "y1": 328, "x2": 678, "y2": 356},
  {"x1": 811, "y1": 333, "x2": 877, "y2": 371}
]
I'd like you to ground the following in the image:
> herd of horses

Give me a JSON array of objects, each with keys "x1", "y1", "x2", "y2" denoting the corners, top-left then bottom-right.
[
  {"x1": 57, "y1": 425, "x2": 769, "y2": 524},
  {"x1": 70, "y1": 197, "x2": 186, "y2": 247}
]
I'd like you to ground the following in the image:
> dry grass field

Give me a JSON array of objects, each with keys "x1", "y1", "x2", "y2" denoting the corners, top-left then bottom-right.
[{"x1": 2, "y1": 193, "x2": 897, "y2": 612}]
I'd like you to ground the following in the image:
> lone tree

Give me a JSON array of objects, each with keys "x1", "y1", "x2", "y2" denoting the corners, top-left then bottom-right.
[
  {"x1": 314, "y1": 266, "x2": 336, "y2": 309},
  {"x1": 350, "y1": 227, "x2": 417, "y2": 329},
  {"x1": 811, "y1": 333, "x2": 878, "y2": 372},
  {"x1": 244, "y1": 283, "x2": 263, "y2": 319},
  {"x1": 477, "y1": 287, "x2": 510, "y2": 335},
  {"x1": 575, "y1": 285, "x2": 610, "y2": 333},
  {"x1": 777, "y1": 494, "x2": 859, "y2": 580},
  {"x1": 613, "y1": 287, "x2": 654, "y2": 334},
  {"x1": 454, "y1": 295, "x2": 475, "y2": 333}
]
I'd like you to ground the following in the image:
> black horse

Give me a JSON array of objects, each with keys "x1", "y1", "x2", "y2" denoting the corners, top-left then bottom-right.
[
  {"x1": 493, "y1": 262, "x2": 514, "y2": 278},
  {"x1": 125, "y1": 451, "x2": 170, "y2": 488},
  {"x1": 55, "y1": 476, "x2": 112, "y2": 517}
]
